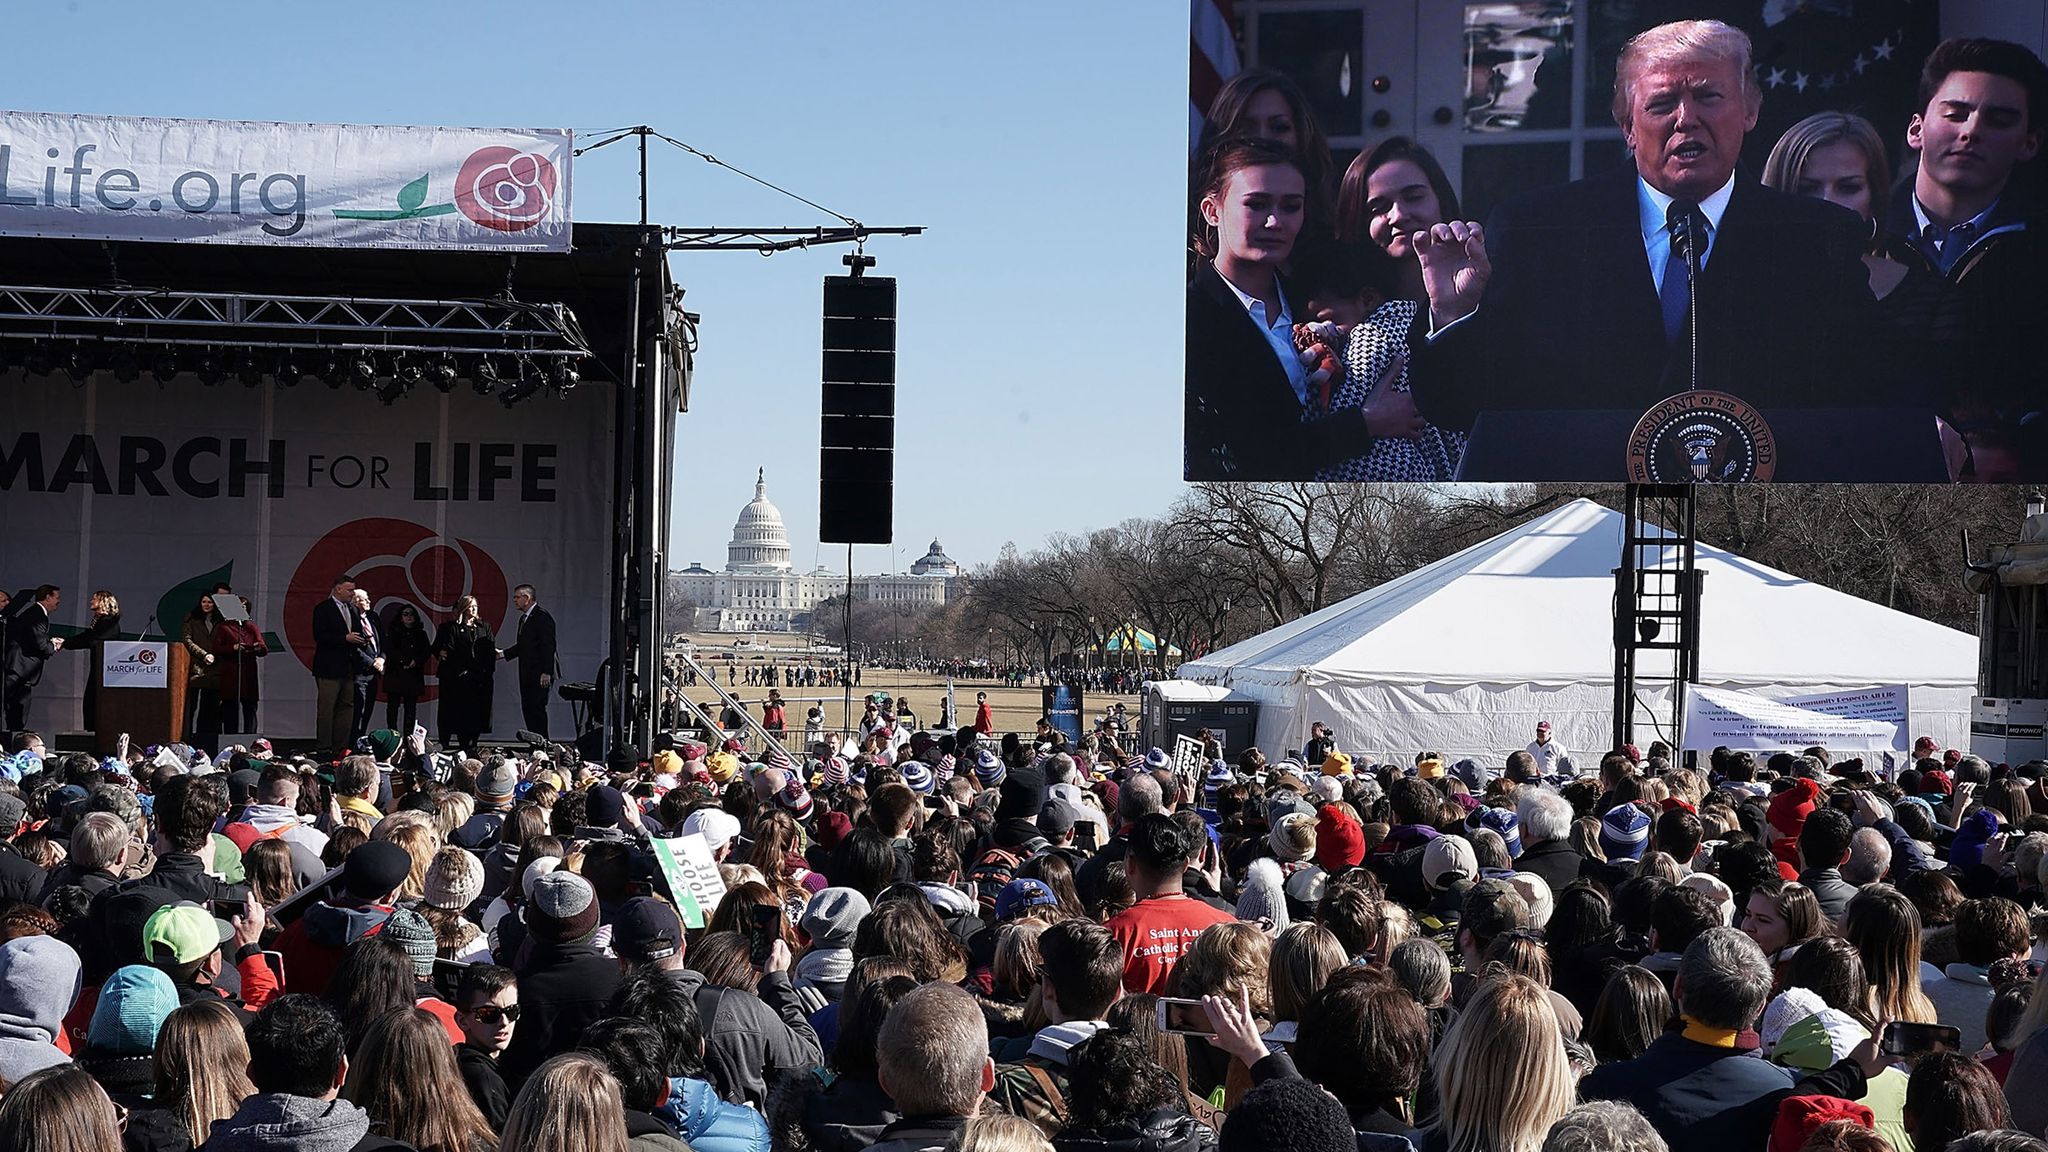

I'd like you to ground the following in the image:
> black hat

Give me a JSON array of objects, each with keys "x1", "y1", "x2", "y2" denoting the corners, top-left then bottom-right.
[
  {"x1": 996, "y1": 765, "x2": 1047, "y2": 823},
  {"x1": 612, "y1": 897, "x2": 683, "y2": 964},
  {"x1": 341, "y1": 841, "x2": 413, "y2": 900},
  {"x1": 586, "y1": 785, "x2": 627, "y2": 829},
  {"x1": 1221, "y1": 1077, "x2": 1355, "y2": 1152}
]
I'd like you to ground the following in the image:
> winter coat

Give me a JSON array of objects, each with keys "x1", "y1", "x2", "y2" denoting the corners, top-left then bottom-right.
[
  {"x1": 1054, "y1": 1108, "x2": 1217, "y2": 1152},
  {"x1": 499, "y1": 937, "x2": 623, "y2": 1090},
  {"x1": 1579, "y1": 1032, "x2": 1795, "y2": 1152},
  {"x1": 199, "y1": 1093, "x2": 414, "y2": 1152},
  {"x1": 0, "y1": 934, "x2": 80, "y2": 1084},
  {"x1": 273, "y1": 899, "x2": 392, "y2": 999},
  {"x1": 626, "y1": 1109, "x2": 690, "y2": 1152},
  {"x1": 663, "y1": 1074, "x2": 773, "y2": 1152},
  {"x1": 660, "y1": 966, "x2": 823, "y2": 1108}
]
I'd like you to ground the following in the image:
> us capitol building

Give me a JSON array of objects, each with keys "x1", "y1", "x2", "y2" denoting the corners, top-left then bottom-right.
[{"x1": 673, "y1": 470, "x2": 962, "y2": 632}]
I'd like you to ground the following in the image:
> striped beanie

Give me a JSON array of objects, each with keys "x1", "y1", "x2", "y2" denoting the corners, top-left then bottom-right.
[
  {"x1": 1124, "y1": 752, "x2": 1147, "y2": 772},
  {"x1": 900, "y1": 759, "x2": 935, "y2": 795},
  {"x1": 1599, "y1": 803, "x2": 1652, "y2": 860},
  {"x1": 974, "y1": 748, "x2": 1006, "y2": 787},
  {"x1": 1205, "y1": 759, "x2": 1234, "y2": 793},
  {"x1": 822, "y1": 756, "x2": 850, "y2": 788},
  {"x1": 1467, "y1": 806, "x2": 1523, "y2": 858},
  {"x1": 765, "y1": 747, "x2": 796, "y2": 773},
  {"x1": 778, "y1": 777, "x2": 815, "y2": 822},
  {"x1": 938, "y1": 753, "x2": 958, "y2": 778},
  {"x1": 1143, "y1": 748, "x2": 1171, "y2": 772}
]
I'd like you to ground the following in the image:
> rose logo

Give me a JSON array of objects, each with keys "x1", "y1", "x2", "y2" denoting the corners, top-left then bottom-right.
[
  {"x1": 137, "y1": 649, "x2": 156, "y2": 666},
  {"x1": 284, "y1": 518, "x2": 511, "y2": 703},
  {"x1": 454, "y1": 147, "x2": 558, "y2": 232}
]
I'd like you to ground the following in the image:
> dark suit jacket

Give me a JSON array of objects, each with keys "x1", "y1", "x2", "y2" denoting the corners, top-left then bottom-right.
[
  {"x1": 352, "y1": 607, "x2": 384, "y2": 679},
  {"x1": 311, "y1": 597, "x2": 355, "y2": 680},
  {"x1": 504, "y1": 606, "x2": 557, "y2": 686},
  {"x1": 4, "y1": 604, "x2": 58, "y2": 689},
  {"x1": 1416, "y1": 166, "x2": 1910, "y2": 431},
  {"x1": 1184, "y1": 263, "x2": 1393, "y2": 481}
]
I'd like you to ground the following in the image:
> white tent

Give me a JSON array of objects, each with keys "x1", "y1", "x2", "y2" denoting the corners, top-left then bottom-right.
[{"x1": 1177, "y1": 498, "x2": 1978, "y2": 763}]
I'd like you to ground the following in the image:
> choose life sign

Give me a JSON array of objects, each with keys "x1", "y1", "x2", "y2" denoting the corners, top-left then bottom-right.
[{"x1": 0, "y1": 111, "x2": 571, "y2": 250}]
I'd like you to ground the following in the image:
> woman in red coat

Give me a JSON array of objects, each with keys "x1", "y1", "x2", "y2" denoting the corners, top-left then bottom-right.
[{"x1": 211, "y1": 596, "x2": 268, "y2": 734}]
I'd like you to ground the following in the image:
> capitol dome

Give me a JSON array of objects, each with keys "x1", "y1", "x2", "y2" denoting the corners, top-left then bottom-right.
[
  {"x1": 911, "y1": 538, "x2": 961, "y2": 577},
  {"x1": 728, "y1": 469, "x2": 793, "y2": 571}
]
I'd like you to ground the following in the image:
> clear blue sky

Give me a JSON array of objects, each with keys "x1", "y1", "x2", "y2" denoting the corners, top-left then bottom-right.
[{"x1": 9, "y1": 0, "x2": 1191, "y2": 574}]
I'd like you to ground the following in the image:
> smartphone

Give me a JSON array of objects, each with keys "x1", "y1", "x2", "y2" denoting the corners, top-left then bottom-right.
[
  {"x1": 259, "y1": 950, "x2": 286, "y2": 984},
  {"x1": 430, "y1": 957, "x2": 470, "y2": 1002},
  {"x1": 748, "y1": 903, "x2": 781, "y2": 967},
  {"x1": 1880, "y1": 1021, "x2": 1961, "y2": 1056},
  {"x1": 1156, "y1": 997, "x2": 1217, "y2": 1037}
]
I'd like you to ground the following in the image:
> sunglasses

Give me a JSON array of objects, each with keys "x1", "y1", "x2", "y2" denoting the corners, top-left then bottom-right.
[{"x1": 464, "y1": 1004, "x2": 522, "y2": 1025}]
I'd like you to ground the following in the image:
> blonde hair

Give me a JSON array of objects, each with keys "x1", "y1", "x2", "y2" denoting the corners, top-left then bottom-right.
[
  {"x1": 434, "y1": 791, "x2": 475, "y2": 841},
  {"x1": 1762, "y1": 111, "x2": 1893, "y2": 251},
  {"x1": 153, "y1": 999, "x2": 256, "y2": 1149},
  {"x1": 1613, "y1": 20, "x2": 1762, "y2": 133},
  {"x1": 1432, "y1": 973, "x2": 1576, "y2": 1152},
  {"x1": 1271, "y1": 922, "x2": 1347, "y2": 1023},
  {"x1": 1570, "y1": 817, "x2": 1607, "y2": 863},
  {"x1": 89, "y1": 590, "x2": 119, "y2": 617},
  {"x1": 1173, "y1": 920, "x2": 1273, "y2": 1018},
  {"x1": 372, "y1": 812, "x2": 442, "y2": 903},
  {"x1": 0, "y1": 1065, "x2": 123, "y2": 1152},
  {"x1": 948, "y1": 1113, "x2": 1054, "y2": 1152},
  {"x1": 500, "y1": 1053, "x2": 629, "y2": 1152},
  {"x1": 991, "y1": 918, "x2": 1051, "y2": 1003}
]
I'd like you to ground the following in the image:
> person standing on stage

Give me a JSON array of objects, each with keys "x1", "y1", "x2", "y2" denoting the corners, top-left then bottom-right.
[
  {"x1": 433, "y1": 595, "x2": 497, "y2": 754},
  {"x1": 77, "y1": 590, "x2": 121, "y2": 734},
  {"x1": 311, "y1": 575, "x2": 358, "y2": 751},
  {"x1": 499, "y1": 583, "x2": 556, "y2": 738},
  {"x1": 2, "y1": 586, "x2": 63, "y2": 733},
  {"x1": 348, "y1": 587, "x2": 386, "y2": 748},
  {"x1": 181, "y1": 594, "x2": 223, "y2": 751},
  {"x1": 382, "y1": 604, "x2": 432, "y2": 735},
  {"x1": 212, "y1": 595, "x2": 267, "y2": 735}
]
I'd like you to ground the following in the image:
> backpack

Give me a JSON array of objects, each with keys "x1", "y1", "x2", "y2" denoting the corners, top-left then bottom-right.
[{"x1": 968, "y1": 838, "x2": 1048, "y2": 919}]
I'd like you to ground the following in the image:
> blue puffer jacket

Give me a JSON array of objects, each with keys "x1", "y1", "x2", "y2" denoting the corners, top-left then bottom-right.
[{"x1": 661, "y1": 1075, "x2": 772, "y2": 1152}]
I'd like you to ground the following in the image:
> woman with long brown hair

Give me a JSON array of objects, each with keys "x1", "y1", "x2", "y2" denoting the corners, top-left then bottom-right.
[
  {"x1": 141, "y1": 998, "x2": 256, "y2": 1152},
  {"x1": 345, "y1": 1007, "x2": 497, "y2": 1152},
  {"x1": 0, "y1": 1064, "x2": 128, "y2": 1152},
  {"x1": 432, "y1": 594, "x2": 496, "y2": 753},
  {"x1": 498, "y1": 1052, "x2": 629, "y2": 1152},
  {"x1": 242, "y1": 838, "x2": 299, "y2": 911},
  {"x1": 1845, "y1": 884, "x2": 1939, "y2": 1024},
  {"x1": 1193, "y1": 68, "x2": 1335, "y2": 252},
  {"x1": 1742, "y1": 877, "x2": 1827, "y2": 969},
  {"x1": 746, "y1": 808, "x2": 818, "y2": 920}
]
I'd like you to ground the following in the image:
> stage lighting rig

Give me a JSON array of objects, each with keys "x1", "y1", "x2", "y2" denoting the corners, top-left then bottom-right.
[
  {"x1": 109, "y1": 346, "x2": 140, "y2": 384},
  {"x1": 195, "y1": 350, "x2": 226, "y2": 386},
  {"x1": 23, "y1": 342, "x2": 54, "y2": 379},
  {"x1": 431, "y1": 353, "x2": 459, "y2": 393},
  {"x1": 62, "y1": 344, "x2": 93, "y2": 382},
  {"x1": 151, "y1": 347, "x2": 179, "y2": 385},
  {"x1": 395, "y1": 355, "x2": 424, "y2": 390},
  {"x1": 472, "y1": 355, "x2": 502, "y2": 397},
  {"x1": 237, "y1": 353, "x2": 265, "y2": 388},
  {"x1": 275, "y1": 352, "x2": 301, "y2": 387},
  {"x1": 375, "y1": 375, "x2": 410, "y2": 405},
  {"x1": 550, "y1": 359, "x2": 581, "y2": 396},
  {"x1": 320, "y1": 356, "x2": 347, "y2": 389},
  {"x1": 499, "y1": 356, "x2": 542, "y2": 408},
  {"x1": 351, "y1": 355, "x2": 377, "y2": 390}
]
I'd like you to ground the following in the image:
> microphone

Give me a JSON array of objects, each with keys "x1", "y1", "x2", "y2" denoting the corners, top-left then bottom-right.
[
  {"x1": 1671, "y1": 202, "x2": 1703, "y2": 393},
  {"x1": 140, "y1": 613, "x2": 157, "y2": 640}
]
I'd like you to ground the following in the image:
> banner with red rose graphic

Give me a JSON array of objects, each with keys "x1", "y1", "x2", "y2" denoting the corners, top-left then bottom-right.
[
  {"x1": 0, "y1": 111, "x2": 571, "y2": 250},
  {"x1": 0, "y1": 371, "x2": 610, "y2": 739}
]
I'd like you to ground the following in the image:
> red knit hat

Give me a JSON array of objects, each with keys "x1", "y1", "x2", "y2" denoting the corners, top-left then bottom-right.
[
  {"x1": 1315, "y1": 804, "x2": 1366, "y2": 871},
  {"x1": 1768, "y1": 778, "x2": 1822, "y2": 839},
  {"x1": 1769, "y1": 1096, "x2": 1873, "y2": 1152},
  {"x1": 1922, "y1": 769, "x2": 1953, "y2": 796}
]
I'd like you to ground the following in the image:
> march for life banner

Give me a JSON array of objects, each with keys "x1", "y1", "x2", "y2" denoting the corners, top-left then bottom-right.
[
  {"x1": 102, "y1": 642, "x2": 168, "y2": 689},
  {"x1": 0, "y1": 111, "x2": 571, "y2": 250},
  {"x1": 1684, "y1": 686, "x2": 1904, "y2": 754}
]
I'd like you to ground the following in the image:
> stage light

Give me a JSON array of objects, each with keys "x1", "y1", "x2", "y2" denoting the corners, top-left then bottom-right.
[
  {"x1": 276, "y1": 353, "x2": 301, "y2": 387},
  {"x1": 499, "y1": 356, "x2": 542, "y2": 408},
  {"x1": 395, "y1": 356, "x2": 424, "y2": 390},
  {"x1": 237, "y1": 353, "x2": 265, "y2": 388},
  {"x1": 550, "y1": 359, "x2": 581, "y2": 395},
  {"x1": 375, "y1": 376, "x2": 410, "y2": 405},
  {"x1": 431, "y1": 353, "x2": 459, "y2": 393},
  {"x1": 109, "y1": 346, "x2": 141, "y2": 384},
  {"x1": 319, "y1": 356, "x2": 347, "y2": 389},
  {"x1": 61, "y1": 344, "x2": 93, "y2": 382},
  {"x1": 352, "y1": 355, "x2": 378, "y2": 390},
  {"x1": 151, "y1": 348, "x2": 179, "y2": 385},
  {"x1": 196, "y1": 350, "x2": 226, "y2": 386},
  {"x1": 23, "y1": 342, "x2": 54, "y2": 378},
  {"x1": 472, "y1": 356, "x2": 501, "y2": 396}
]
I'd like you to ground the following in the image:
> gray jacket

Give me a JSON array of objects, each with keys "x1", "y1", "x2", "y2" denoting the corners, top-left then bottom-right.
[
  {"x1": 200, "y1": 1093, "x2": 412, "y2": 1152},
  {"x1": 662, "y1": 966, "x2": 823, "y2": 1109}
]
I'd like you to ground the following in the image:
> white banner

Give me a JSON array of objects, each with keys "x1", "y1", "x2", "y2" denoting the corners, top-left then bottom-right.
[
  {"x1": 102, "y1": 641, "x2": 168, "y2": 688},
  {"x1": 1780, "y1": 685, "x2": 1909, "y2": 742},
  {"x1": 0, "y1": 111, "x2": 570, "y2": 250},
  {"x1": 1684, "y1": 686, "x2": 1902, "y2": 753},
  {"x1": 1, "y1": 369, "x2": 610, "y2": 739}
]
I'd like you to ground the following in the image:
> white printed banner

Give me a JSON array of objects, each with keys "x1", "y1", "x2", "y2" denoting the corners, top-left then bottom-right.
[
  {"x1": 1684, "y1": 686, "x2": 1902, "y2": 753},
  {"x1": 102, "y1": 642, "x2": 168, "y2": 688},
  {"x1": 1780, "y1": 685, "x2": 1909, "y2": 744},
  {"x1": 0, "y1": 370, "x2": 611, "y2": 740},
  {"x1": 0, "y1": 111, "x2": 571, "y2": 250}
]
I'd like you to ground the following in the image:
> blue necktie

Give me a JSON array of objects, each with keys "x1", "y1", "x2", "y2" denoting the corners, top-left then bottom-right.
[{"x1": 1660, "y1": 202, "x2": 1701, "y2": 344}]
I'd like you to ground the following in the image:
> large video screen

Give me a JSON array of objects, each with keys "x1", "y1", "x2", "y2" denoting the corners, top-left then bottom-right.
[{"x1": 1183, "y1": 0, "x2": 2048, "y2": 483}]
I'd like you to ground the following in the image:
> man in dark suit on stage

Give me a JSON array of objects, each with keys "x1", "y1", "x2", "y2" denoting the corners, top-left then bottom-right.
[
  {"x1": 1413, "y1": 19, "x2": 1904, "y2": 433},
  {"x1": 311, "y1": 575, "x2": 358, "y2": 751},
  {"x1": 3, "y1": 586, "x2": 63, "y2": 734},
  {"x1": 500, "y1": 583, "x2": 556, "y2": 738},
  {"x1": 347, "y1": 588, "x2": 386, "y2": 747}
]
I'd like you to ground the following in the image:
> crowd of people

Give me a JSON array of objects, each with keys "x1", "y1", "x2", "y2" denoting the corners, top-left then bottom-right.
[
  {"x1": 1186, "y1": 21, "x2": 2048, "y2": 481},
  {"x1": 0, "y1": 704, "x2": 2043, "y2": 1152}
]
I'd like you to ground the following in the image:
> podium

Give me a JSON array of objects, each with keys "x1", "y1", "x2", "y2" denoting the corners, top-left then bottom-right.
[
  {"x1": 1455, "y1": 408, "x2": 1949, "y2": 483},
  {"x1": 95, "y1": 643, "x2": 187, "y2": 754}
]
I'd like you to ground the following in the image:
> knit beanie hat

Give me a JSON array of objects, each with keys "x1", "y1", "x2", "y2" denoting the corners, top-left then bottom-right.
[
  {"x1": 585, "y1": 785, "x2": 628, "y2": 829},
  {"x1": 1599, "y1": 803, "x2": 1652, "y2": 860},
  {"x1": 1769, "y1": 1097, "x2": 1875, "y2": 1152},
  {"x1": 996, "y1": 766, "x2": 1047, "y2": 823},
  {"x1": 1268, "y1": 813, "x2": 1317, "y2": 862},
  {"x1": 382, "y1": 908, "x2": 437, "y2": 977},
  {"x1": 1768, "y1": 778, "x2": 1822, "y2": 839},
  {"x1": 1309, "y1": 776, "x2": 1343, "y2": 805},
  {"x1": 1466, "y1": 806, "x2": 1522, "y2": 858},
  {"x1": 526, "y1": 871, "x2": 600, "y2": 944},
  {"x1": 778, "y1": 777, "x2": 815, "y2": 823},
  {"x1": 476, "y1": 759, "x2": 518, "y2": 802},
  {"x1": 1414, "y1": 757, "x2": 1445, "y2": 780},
  {"x1": 1314, "y1": 805, "x2": 1366, "y2": 871},
  {"x1": 800, "y1": 887, "x2": 870, "y2": 950},
  {"x1": 899, "y1": 759, "x2": 934, "y2": 795},
  {"x1": 1208, "y1": 760, "x2": 1237, "y2": 795},
  {"x1": 1143, "y1": 748, "x2": 1171, "y2": 772},
  {"x1": 707, "y1": 751, "x2": 741, "y2": 784},
  {"x1": 973, "y1": 748, "x2": 1006, "y2": 788},
  {"x1": 1322, "y1": 751, "x2": 1352, "y2": 777},
  {"x1": 823, "y1": 756, "x2": 850, "y2": 788},
  {"x1": 1222, "y1": 1077, "x2": 1355, "y2": 1152},
  {"x1": 1235, "y1": 857, "x2": 1290, "y2": 935},
  {"x1": 424, "y1": 848, "x2": 485, "y2": 911},
  {"x1": 88, "y1": 964, "x2": 178, "y2": 1055}
]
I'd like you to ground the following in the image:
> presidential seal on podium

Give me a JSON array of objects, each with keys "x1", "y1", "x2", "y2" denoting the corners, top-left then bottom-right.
[{"x1": 1627, "y1": 391, "x2": 1778, "y2": 483}]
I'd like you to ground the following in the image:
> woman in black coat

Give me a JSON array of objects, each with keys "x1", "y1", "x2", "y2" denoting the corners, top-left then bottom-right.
[
  {"x1": 381, "y1": 604, "x2": 433, "y2": 734},
  {"x1": 79, "y1": 589, "x2": 122, "y2": 732},
  {"x1": 432, "y1": 595, "x2": 496, "y2": 754}
]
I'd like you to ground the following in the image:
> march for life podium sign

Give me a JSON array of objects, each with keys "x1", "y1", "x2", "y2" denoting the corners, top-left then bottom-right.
[
  {"x1": 1684, "y1": 686, "x2": 1904, "y2": 754},
  {"x1": 101, "y1": 642, "x2": 168, "y2": 689},
  {"x1": 0, "y1": 111, "x2": 571, "y2": 250}
]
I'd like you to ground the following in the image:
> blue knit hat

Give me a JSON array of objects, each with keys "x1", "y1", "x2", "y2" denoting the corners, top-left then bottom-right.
[
  {"x1": 1467, "y1": 806, "x2": 1522, "y2": 858},
  {"x1": 899, "y1": 759, "x2": 935, "y2": 795},
  {"x1": 1205, "y1": 759, "x2": 1235, "y2": 793},
  {"x1": 88, "y1": 965, "x2": 179, "y2": 1055},
  {"x1": 1600, "y1": 803, "x2": 1652, "y2": 860},
  {"x1": 973, "y1": 748, "x2": 1006, "y2": 787},
  {"x1": 1143, "y1": 748, "x2": 1171, "y2": 772}
]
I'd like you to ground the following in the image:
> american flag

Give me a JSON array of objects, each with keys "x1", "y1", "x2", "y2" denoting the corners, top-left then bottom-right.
[{"x1": 1190, "y1": 0, "x2": 1240, "y2": 150}]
